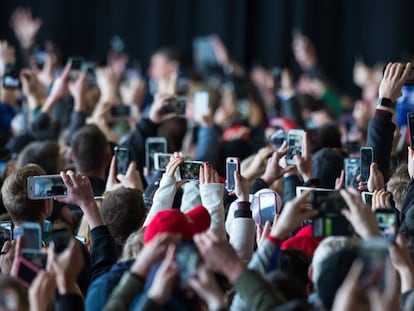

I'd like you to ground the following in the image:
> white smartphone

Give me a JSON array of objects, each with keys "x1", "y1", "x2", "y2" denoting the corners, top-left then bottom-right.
[
  {"x1": 27, "y1": 175, "x2": 67, "y2": 200},
  {"x1": 193, "y1": 91, "x2": 209, "y2": 122},
  {"x1": 154, "y1": 153, "x2": 172, "y2": 171},
  {"x1": 178, "y1": 161, "x2": 204, "y2": 181},
  {"x1": 286, "y1": 129, "x2": 305, "y2": 165},
  {"x1": 145, "y1": 137, "x2": 167, "y2": 170},
  {"x1": 258, "y1": 192, "x2": 278, "y2": 225},
  {"x1": 226, "y1": 157, "x2": 240, "y2": 191}
]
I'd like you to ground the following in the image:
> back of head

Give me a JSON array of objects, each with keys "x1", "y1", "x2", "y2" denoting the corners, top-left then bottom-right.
[
  {"x1": 0, "y1": 275, "x2": 29, "y2": 311},
  {"x1": 17, "y1": 140, "x2": 60, "y2": 174},
  {"x1": 101, "y1": 188, "x2": 146, "y2": 245},
  {"x1": 71, "y1": 125, "x2": 108, "y2": 175},
  {"x1": 312, "y1": 147, "x2": 346, "y2": 188},
  {"x1": 311, "y1": 236, "x2": 359, "y2": 284},
  {"x1": 119, "y1": 228, "x2": 145, "y2": 262},
  {"x1": 308, "y1": 123, "x2": 342, "y2": 154},
  {"x1": 315, "y1": 247, "x2": 358, "y2": 311},
  {"x1": 266, "y1": 270, "x2": 307, "y2": 301},
  {"x1": 1, "y1": 164, "x2": 46, "y2": 224},
  {"x1": 387, "y1": 163, "x2": 409, "y2": 211},
  {"x1": 277, "y1": 249, "x2": 311, "y2": 287}
]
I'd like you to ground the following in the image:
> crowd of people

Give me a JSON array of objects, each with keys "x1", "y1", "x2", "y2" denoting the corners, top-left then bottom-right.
[{"x1": 0, "y1": 6, "x2": 414, "y2": 311}]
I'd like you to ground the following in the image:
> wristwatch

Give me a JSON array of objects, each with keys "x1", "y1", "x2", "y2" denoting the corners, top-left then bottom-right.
[{"x1": 377, "y1": 97, "x2": 395, "y2": 109}]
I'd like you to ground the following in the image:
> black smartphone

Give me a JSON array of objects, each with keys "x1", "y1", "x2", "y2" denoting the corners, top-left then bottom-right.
[
  {"x1": 360, "y1": 147, "x2": 374, "y2": 184},
  {"x1": 407, "y1": 112, "x2": 414, "y2": 147},
  {"x1": 175, "y1": 241, "x2": 200, "y2": 285},
  {"x1": 344, "y1": 157, "x2": 359, "y2": 188},
  {"x1": 68, "y1": 57, "x2": 83, "y2": 72},
  {"x1": 114, "y1": 147, "x2": 129, "y2": 175},
  {"x1": 375, "y1": 209, "x2": 398, "y2": 242},
  {"x1": 111, "y1": 105, "x2": 132, "y2": 119},
  {"x1": 2, "y1": 64, "x2": 21, "y2": 89},
  {"x1": 311, "y1": 191, "x2": 348, "y2": 214},
  {"x1": 0, "y1": 221, "x2": 13, "y2": 249},
  {"x1": 51, "y1": 225, "x2": 72, "y2": 254},
  {"x1": 165, "y1": 97, "x2": 186, "y2": 115},
  {"x1": 13, "y1": 256, "x2": 40, "y2": 288}
]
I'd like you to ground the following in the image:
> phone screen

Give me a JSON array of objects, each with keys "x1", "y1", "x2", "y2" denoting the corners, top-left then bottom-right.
[
  {"x1": 258, "y1": 192, "x2": 278, "y2": 225},
  {"x1": 114, "y1": 147, "x2": 129, "y2": 175},
  {"x1": 193, "y1": 92, "x2": 209, "y2": 122},
  {"x1": 165, "y1": 97, "x2": 186, "y2": 115},
  {"x1": 0, "y1": 221, "x2": 13, "y2": 249},
  {"x1": 344, "y1": 157, "x2": 359, "y2": 188},
  {"x1": 154, "y1": 153, "x2": 171, "y2": 171},
  {"x1": 16, "y1": 258, "x2": 38, "y2": 287},
  {"x1": 179, "y1": 161, "x2": 203, "y2": 181},
  {"x1": 287, "y1": 131, "x2": 304, "y2": 164},
  {"x1": 269, "y1": 129, "x2": 286, "y2": 150},
  {"x1": 176, "y1": 241, "x2": 199, "y2": 285},
  {"x1": 52, "y1": 228, "x2": 72, "y2": 254},
  {"x1": 375, "y1": 210, "x2": 398, "y2": 242},
  {"x1": 226, "y1": 158, "x2": 239, "y2": 191},
  {"x1": 29, "y1": 175, "x2": 67, "y2": 199},
  {"x1": 360, "y1": 148, "x2": 373, "y2": 183},
  {"x1": 111, "y1": 105, "x2": 131, "y2": 119},
  {"x1": 146, "y1": 139, "x2": 167, "y2": 170}
]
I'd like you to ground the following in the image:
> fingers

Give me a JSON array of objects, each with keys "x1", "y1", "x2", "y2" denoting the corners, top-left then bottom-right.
[
  {"x1": 400, "y1": 62, "x2": 412, "y2": 84},
  {"x1": 341, "y1": 259, "x2": 364, "y2": 291},
  {"x1": 108, "y1": 156, "x2": 117, "y2": 181}
]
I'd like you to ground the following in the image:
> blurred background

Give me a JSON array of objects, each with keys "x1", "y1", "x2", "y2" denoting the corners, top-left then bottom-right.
[{"x1": 1, "y1": 0, "x2": 414, "y2": 96}]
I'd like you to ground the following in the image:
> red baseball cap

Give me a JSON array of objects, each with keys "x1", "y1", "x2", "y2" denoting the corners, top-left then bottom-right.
[{"x1": 144, "y1": 205, "x2": 211, "y2": 244}]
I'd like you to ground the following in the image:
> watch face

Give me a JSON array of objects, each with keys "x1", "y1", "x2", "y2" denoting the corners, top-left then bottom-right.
[{"x1": 378, "y1": 98, "x2": 394, "y2": 108}]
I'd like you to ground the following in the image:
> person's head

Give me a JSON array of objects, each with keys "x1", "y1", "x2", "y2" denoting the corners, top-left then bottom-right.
[
  {"x1": 312, "y1": 148, "x2": 346, "y2": 189},
  {"x1": 0, "y1": 275, "x2": 29, "y2": 311},
  {"x1": 308, "y1": 124, "x2": 342, "y2": 154},
  {"x1": 387, "y1": 163, "x2": 410, "y2": 211},
  {"x1": 70, "y1": 125, "x2": 110, "y2": 177},
  {"x1": 159, "y1": 117, "x2": 188, "y2": 153},
  {"x1": 101, "y1": 188, "x2": 146, "y2": 245},
  {"x1": 148, "y1": 47, "x2": 182, "y2": 81},
  {"x1": 118, "y1": 228, "x2": 145, "y2": 262},
  {"x1": 310, "y1": 236, "x2": 359, "y2": 285},
  {"x1": 1, "y1": 164, "x2": 52, "y2": 226},
  {"x1": 277, "y1": 249, "x2": 311, "y2": 288},
  {"x1": 266, "y1": 271, "x2": 307, "y2": 301},
  {"x1": 17, "y1": 140, "x2": 61, "y2": 174}
]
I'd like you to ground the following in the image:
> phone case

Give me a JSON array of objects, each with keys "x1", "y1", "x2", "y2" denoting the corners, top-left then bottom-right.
[
  {"x1": 225, "y1": 157, "x2": 240, "y2": 191},
  {"x1": 12, "y1": 256, "x2": 40, "y2": 288},
  {"x1": 27, "y1": 175, "x2": 67, "y2": 200}
]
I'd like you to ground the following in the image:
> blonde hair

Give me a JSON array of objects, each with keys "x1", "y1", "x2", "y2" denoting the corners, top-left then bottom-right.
[{"x1": 118, "y1": 228, "x2": 145, "y2": 262}]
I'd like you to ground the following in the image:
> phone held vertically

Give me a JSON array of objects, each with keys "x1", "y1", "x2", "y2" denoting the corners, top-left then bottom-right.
[
  {"x1": 145, "y1": 137, "x2": 167, "y2": 171},
  {"x1": 360, "y1": 147, "x2": 374, "y2": 184},
  {"x1": 226, "y1": 157, "x2": 240, "y2": 192},
  {"x1": 286, "y1": 130, "x2": 305, "y2": 165},
  {"x1": 114, "y1": 146, "x2": 129, "y2": 175}
]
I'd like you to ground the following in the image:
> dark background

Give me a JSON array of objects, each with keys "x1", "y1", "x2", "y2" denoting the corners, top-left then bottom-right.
[{"x1": 1, "y1": 0, "x2": 414, "y2": 96}]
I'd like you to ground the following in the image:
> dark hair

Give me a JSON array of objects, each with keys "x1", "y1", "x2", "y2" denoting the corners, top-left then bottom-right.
[
  {"x1": 155, "y1": 47, "x2": 184, "y2": 65},
  {"x1": 266, "y1": 270, "x2": 307, "y2": 301},
  {"x1": 312, "y1": 147, "x2": 346, "y2": 189},
  {"x1": 1, "y1": 164, "x2": 46, "y2": 223},
  {"x1": 71, "y1": 125, "x2": 108, "y2": 174},
  {"x1": 17, "y1": 140, "x2": 60, "y2": 174},
  {"x1": 308, "y1": 123, "x2": 342, "y2": 154},
  {"x1": 277, "y1": 249, "x2": 312, "y2": 287},
  {"x1": 101, "y1": 188, "x2": 146, "y2": 245},
  {"x1": 0, "y1": 275, "x2": 29, "y2": 310}
]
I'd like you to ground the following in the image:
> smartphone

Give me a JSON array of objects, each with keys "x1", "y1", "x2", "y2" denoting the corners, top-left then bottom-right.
[
  {"x1": 0, "y1": 221, "x2": 13, "y2": 249},
  {"x1": 407, "y1": 112, "x2": 414, "y2": 146},
  {"x1": 258, "y1": 192, "x2": 278, "y2": 225},
  {"x1": 312, "y1": 215, "x2": 353, "y2": 237},
  {"x1": 68, "y1": 57, "x2": 83, "y2": 72},
  {"x1": 21, "y1": 250, "x2": 47, "y2": 269},
  {"x1": 361, "y1": 191, "x2": 373, "y2": 205},
  {"x1": 311, "y1": 191, "x2": 348, "y2": 214},
  {"x1": 13, "y1": 256, "x2": 40, "y2": 288},
  {"x1": 27, "y1": 175, "x2": 67, "y2": 200},
  {"x1": 13, "y1": 222, "x2": 42, "y2": 251},
  {"x1": 179, "y1": 161, "x2": 204, "y2": 181},
  {"x1": 2, "y1": 64, "x2": 21, "y2": 89},
  {"x1": 111, "y1": 105, "x2": 132, "y2": 119},
  {"x1": 295, "y1": 186, "x2": 334, "y2": 198},
  {"x1": 114, "y1": 146, "x2": 129, "y2": 175},
  {"x1": 175, "y1": 241, "x2": 200, "y2": 285},
  {"x1": 154, "y1": 153, "x2": 172, "y2": 171},
  {"x1": 344, "y1": 157, "x2": 359, "y2": 188},
  {"x1": 360, "y1": 147, "x2": 374, "y2": 184},
  {"x1": 51, "y1": 224, "x2": 72, "y2": 254},
  {"x1": 165, "y1": 97, "x2": 186, "y2": 115},
  {"x1": 193, "y1": 91, "x2": 210, "y2": 122},
  {"x1": 269, "y1": 129, "x2": 286, "y2": 150},
  {"x1": 226, "y1": 157, "x2": 240, "y2": 191},
  {"x1": 375, "y1": 209, "x2": 398, "y2": 242},
  {"x1": 286, "y1": 130, "x2": 305, "y2": 165},
  {"x1": 359, "y1": 238, "x2": 389, "y2": 291},
  {"x1": 145, "y1": 137, "x2": 167, "y2": 170}
]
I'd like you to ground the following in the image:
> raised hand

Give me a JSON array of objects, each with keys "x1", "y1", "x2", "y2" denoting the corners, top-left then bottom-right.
[
  {"x1": 379, "y1": 62, "x2": 411, "y2": 102},
  {"x1": 9, "y1": 7, "x2": 42, "y2": 49}
]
